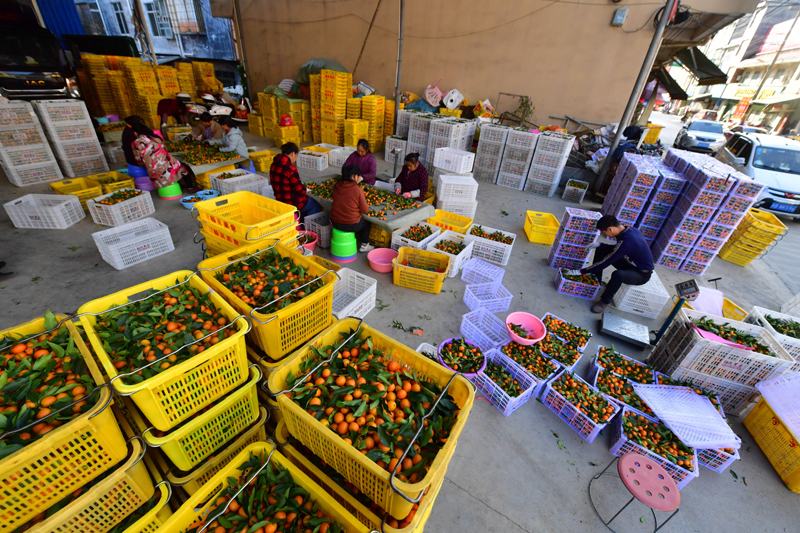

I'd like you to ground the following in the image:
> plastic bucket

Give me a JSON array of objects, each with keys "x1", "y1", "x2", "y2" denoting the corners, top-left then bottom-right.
[
  {"x1": 300, "y1": 230, "x2": 318, "y2": 252},
  {"x1": 157, "y1": 182, "x2": 183, "y2": 200},
  {"x1": 134, "y1": 177, "x2": 155, "y2": 191},
  {"x1": 505, "y1": 312, "x2": 546, "y2": 345},
  {"x1": 127, "y1": 164, "x2": 149, "y2": 178}
]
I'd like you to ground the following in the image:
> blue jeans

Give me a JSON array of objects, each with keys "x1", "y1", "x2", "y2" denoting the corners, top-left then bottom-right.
[{"x1": 299, "y1": 197, "x2": 322, "y2": 222}]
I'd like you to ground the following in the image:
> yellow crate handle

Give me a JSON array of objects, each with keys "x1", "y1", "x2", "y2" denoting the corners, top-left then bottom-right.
[
  {"x1": 196, "y1": 447, "x2": 278, "y2": 533},
  {"x1": 192, "y1": 230, "x2": 205, "y2": 244},
  {"x1": 106, "y1": 314, "x2": 252, "y2": 393},
  {"x1": 262, "y1": 317, "x2": 364, "y2": 398},
  {"x1": 142, "y1": 363, "x2": 262, "y2": 446},
  {"x1": 0, "y1": 382, "x2": 111, "y2": 440},
  {"x1": 244, "y1": 216, "x2": 299, "y2": 242},
  {"x1": 249, "y1": 269, "x2": 341, "y2": 325}
]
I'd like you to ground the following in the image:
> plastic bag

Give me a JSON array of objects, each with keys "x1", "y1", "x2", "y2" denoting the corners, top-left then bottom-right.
[
  {"x1": 473, "y1": 99, "x2": 495, "y2": 118},
  {"x1": 442, "y1": 89, "x2": 464, "y2": 110},
  {"x1": 357, "y1": 82, "x2": 375, "y2": 96},
  {"x1": 424, "y1": 79, "x2": 444, "y2": 107},
  {"x1": 295, "y1": 58, "x2": 349, "y2": 86}
]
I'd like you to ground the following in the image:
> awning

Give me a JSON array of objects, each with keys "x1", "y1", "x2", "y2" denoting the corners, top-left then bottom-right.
[
  {"x1": 688, "y1": 93, "x2": 713, "y2": 101},
  {"x1": 652, "y1": 66, "x2": 689, "y2": 101},
  {"x1": 751, "y1": 94, "x2": 800, "y2": 106},
  {"x1": 674, "y1": 47, "x2": 728, "y2": 86}
]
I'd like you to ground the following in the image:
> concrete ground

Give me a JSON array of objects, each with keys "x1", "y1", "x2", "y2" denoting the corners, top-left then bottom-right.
[{"x1": 1, "y1": 125, "x2": 798, "y2": 533}]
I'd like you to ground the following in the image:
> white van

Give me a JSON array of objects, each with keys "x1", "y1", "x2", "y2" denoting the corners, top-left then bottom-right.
[{"x1": 716, "y1": 133, "x2": 800, "y2": 219}]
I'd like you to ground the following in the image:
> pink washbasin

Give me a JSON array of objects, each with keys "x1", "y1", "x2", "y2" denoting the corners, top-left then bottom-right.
[{"x1": 368, "y1": 248, "x2": 398, "y2": 273}]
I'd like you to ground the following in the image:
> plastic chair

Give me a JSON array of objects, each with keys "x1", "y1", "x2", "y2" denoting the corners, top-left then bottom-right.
[
  {"x1": 588, "y1": 453, "x2": 680, "y2": 532},
  {"x1": 331, "y1": 228, "x2": 357, "y2": 263}
]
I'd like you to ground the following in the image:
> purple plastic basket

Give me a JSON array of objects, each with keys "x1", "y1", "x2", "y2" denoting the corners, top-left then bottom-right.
[
  {"x1": 657, "y1": 171, "x2": 686, "y2": 192},
  {"x1": 563, "y1": 207, "x2": 602, "y2": 232},
  {"x1": 438, "y1": 337, "x2": 487, "y2": 380},
  {"x1": 720, "y1": 194, "x2": 754, "y2": 214},
  {"x1": 640, "y1": 213, "x2": 666, "y2": 229},
  {"x1": 651, "y1": 240, "x2": 684, "y2": 270},
  {"x1": 692, "y1": 169, "x2": 735, "y2": 194},
  {"x1": 656, "y1": 232, "x2": 691, "y2": 259},
  {"x1": 695, "y1": 234, "x2": 726, "y2": 252},
  {"x1": 629, "y1": 184, "x2": 652, "y2": 199},
  {"x1": 686, "y1": 247, "x2": 715, "y2": 264},
  {"x1": 662, "y1": 218, "x2": 700, "y2": 246},
  {"x1": 670, "y1": 210, "x2": 707, "y2": 234},
  {"x1": 640, "y1": 225, "x2": 659, "y2": 239},
  {"x1": 555, "y1": 269, "x2": 601, "y2": 300},
  {"x1": 704, "y1": 222, "x2": 735, "y2": 240},
  {"x1": 709, "y1": 209, "x2": 745, "y2": 228},
  {"x1": 729, "y1": 179, "x2": 765, "y2": 200},
  {"x1": 644, "y1": 201, "x2": 673, "y2": 217},
  {"x1": 553, "y1": 241, "x2": 591, "y2": 260},
  {"x1": 548, "y1": 247, "x2": 587, "y2": 270},
  {"x1": 684, "y1": 183, "x2": 726, "y2": 208},
  {"x1": 616, "y1": 207, "x2": 641, "y2": 224},
  {"x1": 681, "y1": 258, "x2": 712, "y2": 277},
  {"x1": 622, "y1": 195, "x2": 646, "y2": 211},
  {"x1": 653, "y1": 189, "x2": 679, "y2": 204},
  {"x1": 676, "y1": 195, "x2": 715, "y2": 221}
]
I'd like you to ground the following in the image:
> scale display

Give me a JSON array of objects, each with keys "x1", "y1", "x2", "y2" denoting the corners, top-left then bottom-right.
[{"x1": 675, "y1": 280, "x2": 700, "y2": 302}]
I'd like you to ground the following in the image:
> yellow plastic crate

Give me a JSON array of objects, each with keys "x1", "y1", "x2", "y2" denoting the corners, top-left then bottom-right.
[
  {"x1": 268, "y1": 318, "x2": 474, "y2": 520},
  {"x1": 194, "y1": 191, "x2": 298, "y2": 241},
  {"x1": 200, "y1": 219, "x2": 299, "y2": 251},
  {"x1": 89, "y1": 170, "x2": 136, "y2": 194},
  {"x1": 26, "y1": 439, "x2": 153, "y2": 533},
  {"x1": 744, "y1": 398, "x2": 800, "y2": 492},
  {"x1": 369, "y1": 224, "x2": 392, "y2": 247},
  {"x1": 79, "y1": 270, "x2": 250, "y2": 432},
  {"x1": 198, "y1": 240, "x2": 337, "y2": 358},
  {"x1": 0, "y1": 316, "x2": 126, "y2": 531},
  {"x1": 158, "y1": 442, "x2": 368, "y2": 532},
  {"x1": 718, "y1": 245, "x2": 754, "y2": 267},
  {"x1": 524, "y1": 211, "x2": 560, "y2": 244},
  {"x1": 50, "y1": 177, "x2": 103, "y2": 211},
  {"x1": 307, "y1": 255, "x2": 343, "y2": 272},
  {"x1": 393, "y1": 247, "x2": 450, "y2": 294},
  {"x1": 642, "y1": 123, "x2": 663, "y2": 144},
  {"x1": 426, "y1": 209, "x2": 472, "y2": 234},
  {"x1": 741, "y1": 208, "x2": 787, "y2": 239},
  {"x1": 200, "y1": 229, "x2": 233, "y2": 258},
  {"x1": 304, "y1": 145, "x2": 331, "y2": 154},
  {"x1": 144, "y1": 367, "x2": 260, "y2": 471},
  {"x1": 275, "y1": 420, "x2": 443, "y2": 533},
  {"x1": 195, "y1": 163, "x2": 236, "y2": 189},
  {"x1": 729, "y1": 230, "x2": 772, "y2": 253},
  {"x1": 723, "y1": 297, "x2": 747, "y2": 321},
  {"x1": 121, "y1": 480, "x2": 173, "y2": 533},
  {"x1": 438, "y1": 108, "x2": 462, "y2": 117},
  {"x1": 167, "y1": 406, "x2": 268, "y2": 495}
]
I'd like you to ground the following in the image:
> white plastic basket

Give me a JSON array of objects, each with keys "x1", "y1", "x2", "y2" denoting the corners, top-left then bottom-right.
[
  {"x1": 427, "y1": 229, "x2": 474, "y2": 278},
  {"x1": 92, "y1": 218, "x2": 174, "y2": 270},
  {"x1": 209, "y1": 168, "x2": 266, "y2": 195},
  {"x1": 698, "y1": 447, "x2": 739, "y2": 473},
  {"x1": 667, "y1": 367, "x2": 759, "y2": 417},
  {"x1": 87, "y1": 188, "x2": 156, "y2": 227},
  {"x1": 475, "y1": 349, "x2": 538, "y2": 416},
  {"x1": 561, "y1": 179, "x2": 589, "y2": 204},
  {"x1": 460, "y1": 308, "x2": 511, "y2": 353},
  {"x1": 536, "y1": 131, "x2": 575, "y2": 156},
  {"x1": 472, "y1": 167, "x2": 497, "y2": 184},
  {"x1": 464, "y1": 224, "x2": 516, "y2": 266},
  {"x1": 506, "y1": 129, "x2": 539, "y2": 150},
  {"x1": 433, "y1": 147, "x2": 475, "y2": 174},
  {"x1": 525, "y1": 177, "x2": 560, "y2": 198},
  {"x1": 384, "y1": 136, "x2": 407, "y2": 164},
  {"x1": 436, "y1": 174, "x2": 478, "y2": 201},
  {"x1": 610, "y1": 407, "x2": 699, "y2": 490},
  {"x1": 260, "y1": 183, "x2": 275, "y2": 200},
  {"x1": 52, "y1": 138, "x2": 103, "y2": 161},
  {"x1": 332, "y1": 268, "x2": 377, "y2": 319},
  {"x1": 612, "y1": 272, "x2": 670, "y2": 319},
  {"x1": 495, "y1": 172, "x2": 526, "y2": 191},
  {"x1": 460, "y1": 257, "x2": 506, "y2": 285},
  {"x1": 328, "y1": 146, "x2": 356, "y2": 166},
  {"x1": 434, "y1": 198, "x2": 477, "y2": 219},
  {"x1": 304, "y1": 210, "x2": 332, "y2": 248},
  {"x1": 479, "y1": 124, "x2": 510, "y2": 144},
  {"x1": 59, "y1": 155, "x2": 109, "y2": 178},
  {"x1": 541, "y1": 369, "x2": 618, "y2": 443},
  {"x1": 1, "y1": 160, "x2": 63, "y2": 187},
  {"x1": 432, "y1": 167, "x2": 472, "y2": 189},
  {"x1": 297, "y1": 150, "x2": 329, "y2": 171},
  {"x1": 745, "y1": 306, "x2": 800, "y2": 361},
  {"x1": 463, "y1": 281, "x2": 513, "y2": 313},
  {"x1": 4, "y1": 193, "x2": 84, "y2": 229},
  {"x1": 390, "y1": 222, "x2": 441, "y2": 251}
]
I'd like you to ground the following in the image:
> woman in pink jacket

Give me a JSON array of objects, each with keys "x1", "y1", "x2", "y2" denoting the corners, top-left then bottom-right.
[{"x1": 132, "y1": 123, "x2": 195, "y2": 189}]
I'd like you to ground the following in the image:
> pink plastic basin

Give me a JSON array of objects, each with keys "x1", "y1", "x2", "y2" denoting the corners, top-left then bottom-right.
[
  {"x1": 300, "y1": 230, "x2": 318, "y2": 252},
  {"x1": 505, "y1": 312, "x2": 547, "y2": 346},
  {"x1": 367, "y1": 248, "x2": 398, "y2": 273}
]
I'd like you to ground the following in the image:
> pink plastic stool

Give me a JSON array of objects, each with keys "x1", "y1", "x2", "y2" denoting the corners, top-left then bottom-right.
[{"x1": 589, "y1": 453, "x2": 680, "y2": 532}]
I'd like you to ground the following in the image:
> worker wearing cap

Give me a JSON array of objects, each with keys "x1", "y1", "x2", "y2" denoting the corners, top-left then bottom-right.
[{"x1": 575, "y1": 215, "x2": 654, "y2": 314}]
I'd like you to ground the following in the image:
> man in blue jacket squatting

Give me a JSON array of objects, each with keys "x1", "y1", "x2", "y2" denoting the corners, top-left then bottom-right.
[{"x1": 571, "y1": 215, "x2": 655, "y2": 314}]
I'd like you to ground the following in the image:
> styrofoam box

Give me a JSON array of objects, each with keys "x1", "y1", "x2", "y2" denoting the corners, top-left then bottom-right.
[
  {"x1": 4, "y1": 193, "x2": 84, "y2": 229},
  {"x1": 92, "y1": 218, "x2": 174, "y2": 270},
  {"x1": 1, "y1": 160, "x2": 63, "y2": 187},
  {"x1": 437, "y1": 174, "x2": 478, "y2": 201},
  {"x1": 332, "y1": 268, "x2": 377, "y2": 319},
  {"x1": 612, "y1": 272, "x2": 670, "y2": 319},
  {"x1": 59, "y1": 155, "x2": 109, "y2": 178},
  {"x1": 434, "y1": 147, "x2": 475, "y2": 174},
  {"x1": 0, "y1": 124, "x2": 48, "y2": 148}
]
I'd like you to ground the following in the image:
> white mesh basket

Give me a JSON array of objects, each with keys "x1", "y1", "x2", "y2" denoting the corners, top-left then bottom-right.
[
  {"x1": 87, "y1": 188, "x2": 155, "y2": 227},
  {"x1": 4, "y1": 193, "x2": 84, "y2": 229},
  {"x1": 464, "y1": 224, "x2": 516, "y2": 266},
  {"x1": 463, "y1": 281, "x2": 513, "y2": 313},
  {"x1": 744, "y1": 306, "x2": 800, "y2": 361},
  {"x1": 304, "y1": 211, "x2": 332, "y2": 248},
  {"x1": 460, "y1": 308, "x2": 511, "y2": 353},
  {"x1": 460, "y1": 257, "x2": 506, "y2": 285},
  {"x1": 332, "y1": 268, "x2": 377, "y2": 319},
  {"x1": 92, "y1": 218, "x2": 174, "y2": 270},
  {"x1": 612, "y1": 272, "x2": 670, "y2": 319}
]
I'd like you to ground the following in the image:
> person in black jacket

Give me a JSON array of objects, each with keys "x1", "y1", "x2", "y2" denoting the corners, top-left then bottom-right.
[
  {"x1": 578, "y1": 215, "x2": 655, "y2": 314},
  {"x1": 122, "y1": 115, "x2": 145, "y2": 168}
]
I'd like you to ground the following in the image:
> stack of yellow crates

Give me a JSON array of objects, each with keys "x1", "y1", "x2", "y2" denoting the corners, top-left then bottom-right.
[
  {"x1": 107, "y1": 71, "x2": 134, "y2": 118},
  {"x1": 248, "y1": 113, "x2": 264, "y2": 137},
  {"x1": 309, "y1": 74, "x2": 322, "y2": 143},
  {"x1": 320, "y1": 69, "x2": 351, "y2": 145},
  {"x1": 384, "y1": 100, "x2": 395, "y2": 142},
  {"x1": 76, "y1": 70, "x2": 102, "y2": 117},
  {"x1": 719, "y1": 208, "x2": 787, "y2": 267},
  {"x1": 346, "y1": 98, "x2": 361, "y2": 118},
  {"x1": 362, "y1": 95, "x2": 385, "y2": 152},
  {"x1": 122, "y1": 60, "x2": 162, "y2": 129},
  {"x1": 301, "y1": 101, "x2": 312, "y2": 142},
  {"x1": 258, "y1": 93, "x2": 277, "y2": 139},
  {"x1": 192, "y1": 61, "x2": 221, "y2": 95},
  {"x1": 274, "y1": 125, "x2": 300, "y2": 147},
  {"x1": 81, "y1": 54, "x2": 117, "y2": 116},
  {"x1": 344, "y1": 119, "x2": 369, "y2": 147},
  {"x1": 155, "y1": 66, "x2": 179, "y2": 97},
  {"x1": 176, "y1": 62, "x2": 196, "y2": 95}
]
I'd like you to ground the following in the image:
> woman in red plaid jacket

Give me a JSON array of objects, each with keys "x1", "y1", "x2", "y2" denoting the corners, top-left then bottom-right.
[{"x1": 269, "y1": 142, "x2": 322, "y2": 220}]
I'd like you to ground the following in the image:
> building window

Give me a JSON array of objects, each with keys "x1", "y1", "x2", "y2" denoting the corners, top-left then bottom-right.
[
  {"x1": 112, "y1": 2, "x2": 128, "y2": 34},
  {"x1": 75, "y1": 2, "x2": 105, "y2": 35},
  {"x1": 773, "y1": 69, "x2": 787, "y2": 84},
  {"x1": 752, "y1": 70, "x2": 762, "y2": 83},
  {"x1": 144, "y1": 0, "x2": 172, "y2": 38},
  {"x1": 742, "y1": 72, "x2": 751, "y2": 84},
  {"x1": 167, "y1": 0, "x2": 205, "y2": 34}
]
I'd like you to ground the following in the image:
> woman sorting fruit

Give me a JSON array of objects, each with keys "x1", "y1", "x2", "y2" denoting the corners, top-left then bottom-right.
[
  {"x1": 342, "y1": 139, "x2": 377, "y2": 185},
  {"x1": 269, "y1": 142, "x2": 322, "y2": 220},
  {"x1": 191, "y1": 111, "x2": 223, "y2": 141},
  {"x1": 132, "y1": 123, "x2": 196, "y2": 190},
  {"x1": 330, "y1": 164, "x2": 373, "y2": 253},
  {"x1": 208, "y1": 116, "x2": 249, "y2": 159},
  {"x1": 577, "y1": 215, "x2": 654, "y2": 314},
  {"x1": 394, "y1": 152, "x2": 429, "y2": 198}
]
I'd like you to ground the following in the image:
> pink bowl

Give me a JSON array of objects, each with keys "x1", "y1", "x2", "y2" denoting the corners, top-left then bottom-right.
[
  {"x1": 367, "y1": 248, "x2": 398, "y2": 273},
  {"x1": 505, "y1": 312, "x2": 547, "y2": 345},
  {"x1": 300, "y1": 230, "x2": 318, "y2": 252}
]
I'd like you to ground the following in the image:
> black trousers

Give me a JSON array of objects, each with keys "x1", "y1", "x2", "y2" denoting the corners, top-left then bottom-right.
[{"x1": 332, "y1": 219, "x2": 371, "y2": 247}]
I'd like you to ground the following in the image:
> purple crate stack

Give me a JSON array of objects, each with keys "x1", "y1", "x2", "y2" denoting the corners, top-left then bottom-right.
[
  {"x1": 635, "y1": 168, "x2": 686, "y2": 246},
  {"x1": 602, "y1": 155, "x2": 660, "y2": 227},
  {"x1": 548, "y1": 207, "x2": 601, "y2": 270}
]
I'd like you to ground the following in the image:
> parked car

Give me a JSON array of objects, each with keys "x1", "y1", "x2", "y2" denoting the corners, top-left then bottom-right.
[
  {"x1": 674, "y1": 120, "x2": 726, "y2": 154},
  {"x1": 724, "y1": 124, "x2": 769, "y2": 141},
  {"x1": 717, "y1": 133, "x2": 800, "y2": 219}
]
